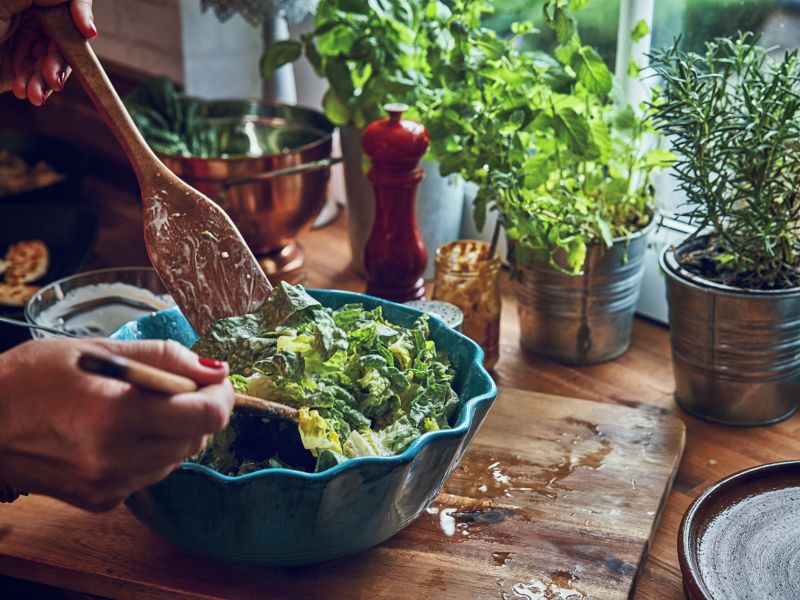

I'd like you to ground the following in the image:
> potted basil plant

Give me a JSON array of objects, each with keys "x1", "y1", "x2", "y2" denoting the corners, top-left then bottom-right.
[
  {"x1": 262, "y1": 0, "x2": 464, "y2": 277},
  {"x1": 423, "y1": 0, "x2": 673, "y2": 364},
  {"x1": 650, "y1": 33, "x2": 800, "y2": 425}
]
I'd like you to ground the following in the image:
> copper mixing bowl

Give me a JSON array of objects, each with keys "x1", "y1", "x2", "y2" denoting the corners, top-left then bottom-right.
[{"x1": 159, "y1": 100, "x2": 336, "y2": 282}]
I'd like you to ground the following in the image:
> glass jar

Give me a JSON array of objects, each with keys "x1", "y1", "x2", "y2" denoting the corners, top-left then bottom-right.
[{"x1": 433, "y1": 240, "x2": 501, "y2": 370}]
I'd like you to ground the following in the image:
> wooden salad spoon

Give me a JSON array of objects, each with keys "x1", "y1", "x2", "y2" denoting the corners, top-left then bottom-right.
[
  {"x1": 77, "y1": 351, "x2": 300, "y2": 423},
  {"x1": 38, "y1": 6, "x2": 272, "y2": 335}
]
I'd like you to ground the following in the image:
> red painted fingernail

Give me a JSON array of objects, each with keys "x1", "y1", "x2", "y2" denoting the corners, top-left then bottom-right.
[
  {"x1": 57, "y1": 71, "x2": 66, "y2": 89},
  {"x1": 199, "y1": 357, "x2": 223, "y2": 369},
  {"x1": 88, "y1": 17, "x2": 98, "y2": 38}
]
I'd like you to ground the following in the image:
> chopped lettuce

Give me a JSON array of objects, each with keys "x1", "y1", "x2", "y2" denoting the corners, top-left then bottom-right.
[
  {"x1": 298, "y1": 407, "x2": 342, "y2": 457},
  {"x1": 189, "y1": 282, "x2": 459, "y2": 474}
]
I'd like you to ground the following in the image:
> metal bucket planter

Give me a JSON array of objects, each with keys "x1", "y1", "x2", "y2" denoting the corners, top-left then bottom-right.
[
  {"x1": 510, "y1": 220, "x2": 653, "y2": 365},
  {"x1": 661, "y1": 235, "x2": 800, "y2": 426}
]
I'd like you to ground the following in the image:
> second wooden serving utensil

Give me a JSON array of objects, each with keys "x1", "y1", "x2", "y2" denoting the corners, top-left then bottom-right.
[
  {"x1": 38, "y1": 6, "x2": 272, "y2": 335},
  {"x1": 77, "y1": 351, "x2": 299, "y2": 423}
]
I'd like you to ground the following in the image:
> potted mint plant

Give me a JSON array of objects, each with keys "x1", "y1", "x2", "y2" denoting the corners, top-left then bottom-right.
[
  {"x1": 262, "y1": 0, "x2": 464, "y2": 277},
  {"x1": 422, "y1": 0, "x2": 672, "y2": 364},
  {"x1": 650, "y1": 33, "x2": 800, "y2": 425}
]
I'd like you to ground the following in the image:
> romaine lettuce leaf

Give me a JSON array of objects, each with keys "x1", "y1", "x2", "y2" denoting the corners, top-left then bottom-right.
[
  {"x1": 188, "y1": 283, "x2": 460, "y2": 474},
  {"x1": 298, "y1": 407, "x2": 342, "y2": 457}
]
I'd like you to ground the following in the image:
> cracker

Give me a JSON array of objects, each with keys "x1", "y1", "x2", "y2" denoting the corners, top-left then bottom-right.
[
  {"x1": 4, "y1": 239, "x2": 49, "y2": 283},
  {"x1": 0, "y1": 283, "x2": 39, "y2": 307}
]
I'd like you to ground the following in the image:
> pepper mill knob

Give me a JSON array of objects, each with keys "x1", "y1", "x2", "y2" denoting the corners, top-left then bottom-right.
[{"x1": 362, "y1": 104, "x2": 430, "y2": 302}]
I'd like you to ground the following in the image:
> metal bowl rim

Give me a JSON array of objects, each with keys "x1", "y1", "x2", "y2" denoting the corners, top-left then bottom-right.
[
  {"x1": 155, "y1": 98, "x2": 337, "y2": 163},
  {"x1": 112, "y1": 288, "x2": 498, "y2": 485}
]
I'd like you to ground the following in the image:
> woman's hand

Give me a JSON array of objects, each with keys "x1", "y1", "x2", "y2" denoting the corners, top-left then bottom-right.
[
  {"x1": 0, "y1": 338, "x2": 234, "y2": 511},
  {"x1": 0, "y1": 0, "x2": 95, "y2": 105}
]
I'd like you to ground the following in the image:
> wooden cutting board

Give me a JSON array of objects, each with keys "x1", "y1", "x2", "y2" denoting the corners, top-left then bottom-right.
[{"x1": 0, "y1": 388, "x2": 685, "y2": 599}]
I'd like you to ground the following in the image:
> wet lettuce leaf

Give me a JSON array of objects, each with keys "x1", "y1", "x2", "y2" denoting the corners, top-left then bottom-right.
[
  {"x1": 189, "y1": 283, "x2": 459, "y2": 474},
  {"x1": 192, "y1": 281, "x2": 320, "y2": 374}
]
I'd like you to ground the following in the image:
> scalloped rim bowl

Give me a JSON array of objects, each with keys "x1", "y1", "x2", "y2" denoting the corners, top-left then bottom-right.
[{"x1": 111, "y1": 289, "x2": 497, "y2": 566}]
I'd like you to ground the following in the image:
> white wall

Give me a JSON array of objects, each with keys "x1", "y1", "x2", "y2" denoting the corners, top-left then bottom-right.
[
  {"x1": 179, "y1": 0, "x2": 263, "y2": 99},
  {"x1": 92, "y1": 0, "x2": 265, "y2": 100}
]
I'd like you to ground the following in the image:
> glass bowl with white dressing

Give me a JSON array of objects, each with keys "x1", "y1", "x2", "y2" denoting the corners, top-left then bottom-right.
[{"x1": 25, "y1": 267, "x2": 174, "y2": 338}]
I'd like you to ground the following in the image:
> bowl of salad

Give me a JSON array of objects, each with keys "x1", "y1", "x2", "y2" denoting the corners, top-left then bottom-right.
[{"x1": 111, "y1": 283, "x2": 497, "y2": 566}]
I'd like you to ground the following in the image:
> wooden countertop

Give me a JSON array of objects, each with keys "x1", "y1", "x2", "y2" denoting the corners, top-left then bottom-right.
[{"x1": 10, "y1": 178, "x2": 799, "y2": 599}]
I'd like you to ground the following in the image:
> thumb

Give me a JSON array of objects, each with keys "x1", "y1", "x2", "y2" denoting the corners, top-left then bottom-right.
[{"x1": 97, "y1": 339, "x2": 230, "y2": 387}]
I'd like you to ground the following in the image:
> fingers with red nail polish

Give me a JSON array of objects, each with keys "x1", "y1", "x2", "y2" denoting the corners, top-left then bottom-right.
[
  {"x1": 199, "y1": 357, "x2": 224, "y2": 370},
  {"x1": 2, "y1": 0, "x2": 96, "y2": 106}
]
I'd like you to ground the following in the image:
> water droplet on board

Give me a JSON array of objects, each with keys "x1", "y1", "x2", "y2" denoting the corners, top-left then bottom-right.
[
  {"x1": 564, "y1": 417, "x2": 602, "y2": 436},
  {"x1": 492, "y1": 551, "x2": 514, "y2": 567},
  {"x1": 503, "y1": 571, "x2": 586, "y2": 600},
  {"x1": 489, "y1": 461, "x2": 512, "y2": 485},
  {"x1": 439, "y1": 508, "x2": 457, "y2": 536},
  {"x1": 449, "y1": 415, "x2": 613, "y2": 502}
]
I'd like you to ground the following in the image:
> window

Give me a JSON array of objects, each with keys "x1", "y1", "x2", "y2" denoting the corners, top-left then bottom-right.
[
  {"x1": 487, "y1": 0, "x2": 621, "y2": 68},
  {"x1": 652, "y1": 0, "x2": 793, "y2": 55}
]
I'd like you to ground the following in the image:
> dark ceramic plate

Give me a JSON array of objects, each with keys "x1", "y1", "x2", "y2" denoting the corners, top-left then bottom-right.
[
  {"x1": 0, "y1": 204, "x2": 98, "y2": 350},
  {"x1": 111, "y1": 290, "x2": 497, "y2": 566},
  {"x1": 0, "y1": 131, "x2": 86, "y2": 204},
  {"x1": 679, "y1": 461, "x2": 800, "y2": 600}
]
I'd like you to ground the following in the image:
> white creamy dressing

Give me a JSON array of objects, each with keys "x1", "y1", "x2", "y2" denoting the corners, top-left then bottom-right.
[{"x1": 37, "y1": 283, "x2": 174, "y2": 337}]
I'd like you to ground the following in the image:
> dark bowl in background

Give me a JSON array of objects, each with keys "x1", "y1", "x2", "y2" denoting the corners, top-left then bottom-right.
[
  {"x1": 0, "y1": 131, "x2": 87, "y2": 205},
  {"x1": 0, "y1": 204, "x2": 98, "y2": 351}
]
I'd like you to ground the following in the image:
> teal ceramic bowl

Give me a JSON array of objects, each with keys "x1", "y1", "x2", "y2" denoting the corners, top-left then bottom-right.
[{"x1": 111, "y1": 289, "x2": 497, "y2": 566}]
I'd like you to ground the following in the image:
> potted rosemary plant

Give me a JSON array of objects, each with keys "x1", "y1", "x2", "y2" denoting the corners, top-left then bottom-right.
[
  {"x1": 650, "y1": 33, "x2": 800, "y2": 425},
  {"x1": 423, "y1": 0, "x2": 671, "y2": 364},
  {"x1": 262, "y1": 0, "x2": 464, "y2": 277}
]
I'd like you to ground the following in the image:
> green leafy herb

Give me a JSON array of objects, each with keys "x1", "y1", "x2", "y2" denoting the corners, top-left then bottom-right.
[
  {"x1": 260, "y1": 0, "x2": 671, "y2": 272},
  {"x1": 631, "y1": 19, "x2": 650, "y2": 43},
  {"x1": 190, "y1": 283, "x2": 459, "y2": 474},
  {"x1": 261, "y1": 0, "x2": 443, "y2": 129},
  {"x1": 259, "y1": 40, "x2": 302, "y2": 79},
  {"x1": 650, "y1": 33, "x2": 800, "y2": 289},
  {"x1": 124, "y1": 77, "x2": 219, "y2": 157},
  {"x1": 417, "y1": 0, "x2": 672, "y2": 272}
]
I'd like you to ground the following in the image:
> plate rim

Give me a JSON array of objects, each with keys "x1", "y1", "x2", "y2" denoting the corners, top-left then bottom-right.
[{"x1": 678, "y1": 459, "x2": 800, "y2": 600}]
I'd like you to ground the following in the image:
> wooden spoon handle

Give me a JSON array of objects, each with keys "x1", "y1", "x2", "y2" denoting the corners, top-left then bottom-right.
[
  {"x1": 78, "y1": 352, "x2": 198, "y2": 394},
  {"x1": 233, "y1": 395, "x2": 300, "y2": 423},
  {"x1": 37, "y1": 5, "x2": 159, "y2": 182},
  {"x1": 77, "y1": 352, "x2": 300, "y2": 422}
]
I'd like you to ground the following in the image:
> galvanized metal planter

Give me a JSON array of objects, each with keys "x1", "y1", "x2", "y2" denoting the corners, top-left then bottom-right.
[
  {"x1": 661, "y1": 236, "x2": 800, "y2": 426},
  {"x1": 510, "y1": 220, "x2": 654, "y2": 365}
]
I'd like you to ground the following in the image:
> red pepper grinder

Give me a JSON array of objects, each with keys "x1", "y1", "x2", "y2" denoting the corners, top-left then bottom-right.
[{"x1": 362, "y1": 103, "x2": 430, "y2": 302}]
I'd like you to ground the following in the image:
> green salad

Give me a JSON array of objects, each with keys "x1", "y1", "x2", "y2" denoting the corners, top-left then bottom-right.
[{"x1": 190, "y1": 283, "x2": 460, "y2": 474}]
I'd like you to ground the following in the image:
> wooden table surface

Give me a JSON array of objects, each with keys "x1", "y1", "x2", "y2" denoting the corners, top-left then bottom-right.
[{"x1": 14, "y1": 179, "x2": 799, "y2": 598}]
